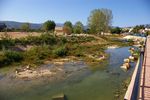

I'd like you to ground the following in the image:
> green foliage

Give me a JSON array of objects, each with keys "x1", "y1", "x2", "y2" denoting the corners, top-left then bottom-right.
[
  {"x1": 146, "y1": 31, "x2": 150, "y2": 36},
  {"x1": 0, "y1": 33, "x2": 15, "y2": 50},
  {"x1": 5, "y1": 51, "x2": 23, "y2": 62},
  {"x1": 21, "y1": 23, "x2": 30, "y2": 32},
  {"x1": 42, "y1": 20, "x2": 56, "y2": 32},
  {"x1": 0, "y1": 23, "x2": 7, "y2": 31},
  {"x1": 14, "y1": 33, "x2": 57, "y2": 45},
  {"x1": 0, "y1": 51, "x2": 23, "y2": 67},
  {"x1": 53, "y1": 46, "x2": 68, "y2": 57},
  {"x1": 111, "y1": 27, "x2": 122, "y2": 34},
  {"x1": 64, "y1": 21, "x2": 73, "y2": 29},
  {"x1": 63, "y1": 21, "x2": 73, "y2": 34},
  {"x1": 74, "y1": 21, "x2": 84, "y2": 34},
  {"x1": 0, "y1": 52, "x2": 8, "y2": 67},
  {"x1": 66, "y1": 36, "x2": 95, "y2": 43},
  {"x1": 88, "y1": 8, "x2": 113, "y2": 34},
  {"x1": 40, "y1": 33, "x2": 57, "y2": 44},
  {"x1": 132, "y1": 25, "x2": 145, "y2": 33},
  {"x1": 24, "y1": 45, "x2": 50, "y2": 64}
]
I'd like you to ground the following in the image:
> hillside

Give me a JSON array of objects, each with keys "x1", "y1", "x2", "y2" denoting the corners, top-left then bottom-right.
[{"x1": 0, "y1": 21, "x2": 64, "y2": 29}]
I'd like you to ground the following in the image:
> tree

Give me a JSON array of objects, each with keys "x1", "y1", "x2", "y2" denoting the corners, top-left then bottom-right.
[
  {"x1": 132, "y1": 25, "x2": 145, "y2": 33},
  {"x1": 42, "y1": 20, "x2": 56, "y2": 32},
  {"x1": 74, "y1": 21, "x2": 84, "y2": 34},
  {"x1": 146, "y1": 31, "x2": 150, "y2": 36},
  {"x1": 88, "y1": 8, "x2": 113, "y2": 34},
  {"x1": 0, "y1": 23, "x2": 7, "y2": 31},
  {"x1": 63, "y1": 21, "x2": 73, "y2": 34},
  {"x1": 21, "y1": 23, "x2": 30, "y2": 32},
  {"x1": 111, "y1": 27, "x2": 122, "y2": 34}
]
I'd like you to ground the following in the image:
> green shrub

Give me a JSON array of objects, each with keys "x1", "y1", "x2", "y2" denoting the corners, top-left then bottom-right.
[
  {"x1": 5, "y1": 51, "x2": 23, "y2": 62},
  {"x1": 23, "y1": 45, "x2": 51, "y2": 64},
  {"x1": 40, "y1": 34, "x2": 57, "y2": 45},
  {"x1": 0, "y1": 39, "x2": 15, "y2": 50},
  {"x1": 0, "y1": 51, "x2": 23, "y2": 67},
  {"x1": 0, "y1": 53, "x2": 7, "y2": 67},
  {"x1": 53, "y1": 46, "x2": 68, "y2": 57},
  {"x1": 14, "y1": 33, "x2": 57, "y2": 45}
]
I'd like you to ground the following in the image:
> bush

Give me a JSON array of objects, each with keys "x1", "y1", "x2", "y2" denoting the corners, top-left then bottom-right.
[
  {"x1": 0, "y1": 51, "x2": 23, "y2": 67},
  {"x1": 111, "y1": 27, "x2": 122, "y2": 34},
  {"x1": 23, "y1": 45, "x2": 51, "y2": 64},
  {"x1": 53, "y1": 46, "x2": 68, "y2": 57},
  {"x1": 5, "y1": 51, "x2": 23, "y2": 62},
  {"x1": 0, "y1": 33, "x2": 15, "y2": 50},
  {"x1": 0, "y1": 53, "x2": 7, "y2": 67},
  {"x1": 40, "y1": 33, "x2": 57, "y2": 45},
  {"x1": 14, "y1": 33, "x2": 57, "y2": 45}
]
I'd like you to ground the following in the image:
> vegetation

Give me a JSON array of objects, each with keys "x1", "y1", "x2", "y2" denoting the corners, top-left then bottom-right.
[
  {"x1": 74, "y1": 21, "x2": 84, "y2": 34},
  {"x1": 0, "y1": 23, "x2": 7, "y2": 31},
  {"x1": 111, "y1": 27, "x2": 122, "y2": 34},
  {"x1": 63, "y1": 21, "x2": 73, "y2": 34},
  {"x1": 146, "y1": 31, "x2": 150, "y2": 36},
  {"x1": 53, "y1": 45, "x2": 68, "y2": 57},
  {"x1": 0, "y1": 51, "x2": 23, "y2": 67},
  {"x1": 88, "y1": 8, "x2": 113, "y2": 34},
  {"x1": 21, "y1": 23, "x2": 30, "y2": 32},
  {"x1": 42, "y1": 20, "x2": 56, "y2": 32},
  {"x1": 0, "y1": 33, "x2": 15, "y2": 50},
  {"x1": 0, "y1": 8, "x2": 134, "y2": 68},
  {"x1": 0, "y1": 32, "x2": 132, "y2": 68},
  {"x1": 132, "y1": 25, "x2": 145, "y2": 33}
]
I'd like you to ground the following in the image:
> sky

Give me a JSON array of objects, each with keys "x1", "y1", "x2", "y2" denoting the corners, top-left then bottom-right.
[{"x1": 0, "y1": 0, "x2": 150, "y2": 27}]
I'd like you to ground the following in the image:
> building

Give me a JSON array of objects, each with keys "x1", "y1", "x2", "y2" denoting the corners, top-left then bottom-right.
[
  {"x1": 145, "y1": 28, "x2": 150, "y2": 32},
  {"x1": 54, "y1": 27, "x2": 64, "y2": 35}
]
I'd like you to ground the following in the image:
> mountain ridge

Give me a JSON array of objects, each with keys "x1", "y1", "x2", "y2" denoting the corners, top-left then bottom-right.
[{"x1": 0, "y1": 21, "x2": 64, "y2": 29}]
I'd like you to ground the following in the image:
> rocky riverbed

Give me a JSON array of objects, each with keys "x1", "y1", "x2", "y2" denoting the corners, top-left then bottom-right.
[{"x1": 0, "y1": 47, "x2": 137, "y2": 100}]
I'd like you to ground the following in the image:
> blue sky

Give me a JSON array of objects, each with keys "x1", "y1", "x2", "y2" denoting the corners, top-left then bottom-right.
[{"x1": 0, "y1": 0, "x2": 150, "y2": 27}]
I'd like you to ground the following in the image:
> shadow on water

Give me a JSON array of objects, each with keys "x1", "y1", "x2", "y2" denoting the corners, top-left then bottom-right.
[{"x1": 0, "y1": 46, "x2": 136, "y2": 100}]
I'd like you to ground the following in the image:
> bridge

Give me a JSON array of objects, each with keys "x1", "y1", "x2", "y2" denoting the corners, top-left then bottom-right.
[
  {"x1": 139, "y1": 36, "x2": 150, "y2": 100},
  {"x1": 124, "y1": 36, "x2": 150, "y2": 100}
]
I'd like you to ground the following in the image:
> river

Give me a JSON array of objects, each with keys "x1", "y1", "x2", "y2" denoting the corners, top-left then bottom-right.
[{"x1": 0, "y1": 47, "x2": 136, "y2": 100}]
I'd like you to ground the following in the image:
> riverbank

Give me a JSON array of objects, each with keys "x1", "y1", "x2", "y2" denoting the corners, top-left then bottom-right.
[{"x1": 0, "y1": 33, "x2": 133, "y2": 80}]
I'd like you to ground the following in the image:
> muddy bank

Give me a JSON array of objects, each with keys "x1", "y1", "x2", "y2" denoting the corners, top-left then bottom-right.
[{"x1": 0, "y1": 61, "x2": 89, "y2": 86}]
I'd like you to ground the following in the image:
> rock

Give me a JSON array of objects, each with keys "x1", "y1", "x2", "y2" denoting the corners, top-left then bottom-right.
[
  {"x1": 52, "y1": 93, "x2": 66, "y2": 100},
  {"x1": 53, "y1": 62, "x2": 64, "y2": 65},
  {"x1": 124, "y1": 59, "x2": 130, "y2": 63},
  {"x1": 129, "y1": 56, "x2": 134, "y2": 60},
  {"x1": 120, "y1": 65, "x2": 127, "y2": 70},
  {"x1": 121, "y1": 62, "x2": 130, "y2": 70},
  {"x1": 123, "y1": 63, "x2": 130, "y2": 69}
]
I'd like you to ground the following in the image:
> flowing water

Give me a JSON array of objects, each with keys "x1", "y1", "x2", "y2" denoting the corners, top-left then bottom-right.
[{"x1": 0, "y1": 47, "x2": 136, "y2": 100}]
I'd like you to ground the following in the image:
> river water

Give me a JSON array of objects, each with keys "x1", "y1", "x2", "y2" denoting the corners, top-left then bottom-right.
[{"x1": 0, "y1": 47, "x2": 136, "y2": 100}]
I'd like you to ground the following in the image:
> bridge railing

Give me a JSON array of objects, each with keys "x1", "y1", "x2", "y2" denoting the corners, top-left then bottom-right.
[
  {"x1": 124, "y1": 37, "x2": 147, "y2": 100},
  {"x1": 124, "y1": 55, "x2": 142, "y2": 100}
]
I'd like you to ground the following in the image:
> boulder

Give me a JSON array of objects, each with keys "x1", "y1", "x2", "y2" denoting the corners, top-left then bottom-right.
[
  {"x1": 124, "y1": 59, "x2": 130, "y2": 63},
  {"x1": 52, "y1": 93, "x2": 66, "y2": 100}
]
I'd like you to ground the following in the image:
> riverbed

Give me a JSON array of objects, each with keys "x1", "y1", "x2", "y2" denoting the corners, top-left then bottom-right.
[{"x1": 0, "y1": 47, "x2": 136, "y2": 100}]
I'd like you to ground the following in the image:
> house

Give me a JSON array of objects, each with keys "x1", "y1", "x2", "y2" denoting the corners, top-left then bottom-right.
[
  {"x1": 54, "y1": 27, "x2": 64, "y2": 35},
  {"x1": 145, "y1": 28, "x2": 150, "y2": 32}
]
